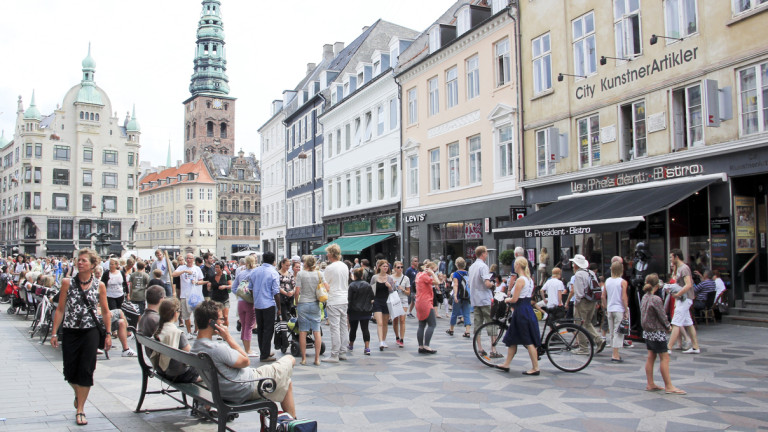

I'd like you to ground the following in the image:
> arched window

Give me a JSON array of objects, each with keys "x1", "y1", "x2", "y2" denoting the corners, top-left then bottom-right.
[
  {"x1": 192, "y1": 122, "x2": 196, "y2": 138},
  {"x1": 185, "y1": 148, "x2": 191, "y2": 162},
  {"x1": 220, "y1": 122, "x2": 227, "y2": 138},
  {"x1": 186, "y1": 124, "x2": 190, "y2": 141},
  {"x1": 90, "y1": 113, "x2": 94, "y2": 121},
  {"x1": 80, "y1": 111, "x2": 84, "y2": 119},
  {"x1": 95, "y1": 113, "x2": 99, "y2": 121},
  {"x1": 207, "y1": 121, "x2": 214, "y2": 137}
]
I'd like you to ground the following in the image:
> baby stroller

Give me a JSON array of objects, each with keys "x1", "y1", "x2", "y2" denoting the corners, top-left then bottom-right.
[
  {"x1": 121, "y1": 301, "x2": 142, "y2": 329},
  {"x1": 5, "y1": 280, "x2": 22, "y2": 314},
  {"x1": 285, "y1": 315, "x2": 325, "y2": 357}
]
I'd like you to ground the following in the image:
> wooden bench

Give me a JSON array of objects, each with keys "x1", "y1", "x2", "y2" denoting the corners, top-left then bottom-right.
[{"x1": 134, "y1": 333, "x2": 278, "y2": 432}]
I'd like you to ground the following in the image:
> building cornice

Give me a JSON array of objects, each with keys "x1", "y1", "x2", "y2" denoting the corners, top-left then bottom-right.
[{"x1": 403, "y1": 189, "x2": 523, "y2": 213}]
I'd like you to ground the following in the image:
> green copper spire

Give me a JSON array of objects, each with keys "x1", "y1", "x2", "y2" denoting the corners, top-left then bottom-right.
[
  {"x1": 0, "y1": 130, "x2": 9, "y2": 148},
  {"x1": 189, "y1": 0, "x2": 230, "y2": 96},
  {"x1": 76, "y1": 44, "x2": 104, "y2": 105},
  {"x1": 126, "y1": 104, "x2": 140, "y2": 132},
  {"x1": 23, "y1": 90, "x2": 42, "y2": 120}
]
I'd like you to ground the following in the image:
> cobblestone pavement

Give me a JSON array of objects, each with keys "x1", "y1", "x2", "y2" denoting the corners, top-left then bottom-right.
[{"x1": 1, "y1": 304, "x2": 767, "y2": 432}]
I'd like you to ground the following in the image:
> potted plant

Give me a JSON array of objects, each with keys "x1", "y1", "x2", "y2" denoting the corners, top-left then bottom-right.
[{"x1": 499, "y1": 249, "x2": 516, "y2": 276}]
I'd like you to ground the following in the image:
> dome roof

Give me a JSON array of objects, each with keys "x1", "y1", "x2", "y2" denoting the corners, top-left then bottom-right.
[
  {"x1": 23, "y1": 90, "x2": 42, "y2": 120},
  {"x1": 76, "y1": 85, "x2": 104, "y2": 105},
  {"x1": 82, "y1": 43, "x2": 96, "y2": 70},
  {"x1": 126, "y1": 105, "x2": 140, "y2": 132}
]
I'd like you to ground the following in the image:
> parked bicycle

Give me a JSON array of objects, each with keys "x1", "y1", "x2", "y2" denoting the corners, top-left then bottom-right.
[
  {"x1": 474, "y1": 304, "x2": 595, "y2": 372},
  {"x1": 29, "y1": 285, "x2": 59, "y2": 345}
]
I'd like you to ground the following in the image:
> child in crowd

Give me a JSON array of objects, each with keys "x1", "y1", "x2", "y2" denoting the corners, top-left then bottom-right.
[
  {"x1": 536, "y1": 267, "x2": 565, "y2": 322},
  {"x1": 641, "y1": 273, "x2": 685, "y2": 395}
]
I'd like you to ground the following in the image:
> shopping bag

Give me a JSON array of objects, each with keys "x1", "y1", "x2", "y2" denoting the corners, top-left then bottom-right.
[{"x1": 387, "y1": 291, "x2": 404, "y2": 318}]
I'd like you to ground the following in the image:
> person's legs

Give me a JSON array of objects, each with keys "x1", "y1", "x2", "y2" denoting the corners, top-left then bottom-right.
[
  {"x1": 667, "y1": 326, "x2": 681, "y2": 350},
  {"x1": 360, "y1": 319, "x2": 370, "y2": 347},
  {"x1": 417, "y1": 319, "x2": 426, "y2": 347},
  {"x1": 238, "y1": 301, "x2": 253, "y2": 354},
  {"x1": 499, "y1": 345, "x2": 518, "y2": 368},
  {"x1": 608, "y1": 311, "x2": 623, "y2": 359},
  {"x1": 685, "y1": 324, "x2": 699, "y2": 350},
  {"x1": 339, "y1": 304, "x2": 349, "y2": 356},
  {"x1": 326, "y1": 304, "x2": 341, "y2": 357},
  {"x1": 374, "y1": 312, "x2": 387, "y2": 347},
  {"x1": 349, "y1": 319, "x2": 359, "y2": 346},
  {"x1": 461, "y1": 301, "x2": 473, "y2": 335},
  {"x1": 398, "y1": 313, "x2": 406, "y2": 340},
  {"x1": 392, "y1": 313, "x2": 399, "y2": 338},
  {"x1": 645, "y1": 351, "x2": 658, "y2": 389},
  {"x1": 424, "y1": 309, "x2": 436, "y2": 347},
  {"x1": 107, "y1": 296, "x2": 118, "y2": 311},
  {"x1": 221, "y1": 306, "x2": 230, "y2": 328},
  {"x1": 313, "y1": 330, "x2": 322, "y2": 363},
  {"x1": 381, "y1": 313, "x2": 389, "y2": 341},
  {"x1": 255, "y1": 306, "x2": 275, "y2": 360},
  {"x1": 524, "y1": 344, "x2": 540, "y2": 373},
  {"x1": 280, "y1": 382, "x2": 296, "y2": 418},
  {"x1": 299, "y1": 331, "x2": 308, "y2": 362},
  {"x1": 574, "y1": 301, "x2": 598, "y2": 350},
  {"x1": 474, "y1": 305, "x2": 490, "y2": 353},
  {"x1": 659, "y1": 352, "x2": 683, "y2": 392},
  {"x1": 449, "y1": 301, "x2": 459, "y2": 331}
]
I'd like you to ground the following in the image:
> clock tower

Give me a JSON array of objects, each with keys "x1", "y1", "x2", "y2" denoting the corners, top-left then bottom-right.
[{"x1": 183, "y1": 0, "x2": 235, "y2": 163}]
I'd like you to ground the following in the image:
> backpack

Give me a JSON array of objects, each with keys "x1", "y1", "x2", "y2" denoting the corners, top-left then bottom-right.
[
  {"x1": 580, "y1": 269, "x2": 601, "y2": 301},
  {"x1": 456, "y1": 272, "x2": 470, "y2": 301}
]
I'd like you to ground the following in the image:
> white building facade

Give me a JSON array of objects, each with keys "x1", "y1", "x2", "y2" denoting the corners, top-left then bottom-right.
[{"x1": 258, "y1": 100, "x2": 287, "y2": 259}]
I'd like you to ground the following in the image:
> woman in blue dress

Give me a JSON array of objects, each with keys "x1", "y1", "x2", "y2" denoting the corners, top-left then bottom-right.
[{"x1": 496, "y1": 256, "x2": 541, "y2": 375}]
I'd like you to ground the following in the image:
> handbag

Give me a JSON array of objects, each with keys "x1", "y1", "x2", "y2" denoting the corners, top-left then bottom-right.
[
  {"x1": 617, "y1": 318, "x2": 630, "y2": 335},
  {"x1": 75, "y1": 279, "x2": 107, "y2": 350},
  {"x1": 386, "y1": 291, "x2": 405, "y2": 319},
  {"x1": 235, "y1": 279, "x2": 254, "y2": 303},
  {"x1": 315, "y1": 271, "x2": 328, "y2": 303}
]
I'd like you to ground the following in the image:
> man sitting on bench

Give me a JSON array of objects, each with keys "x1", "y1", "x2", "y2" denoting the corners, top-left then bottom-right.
[{"x1": 191, "y1": 300, "x2": 296, "y2": 417}]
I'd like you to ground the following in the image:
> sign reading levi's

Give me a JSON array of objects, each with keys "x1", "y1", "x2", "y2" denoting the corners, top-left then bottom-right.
[{"x1": 570, "y1": 164, "x2": 704, "y2": 193}]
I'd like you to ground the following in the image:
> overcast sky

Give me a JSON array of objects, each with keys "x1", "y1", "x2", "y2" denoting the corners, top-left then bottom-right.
[{"x1": 0, "y1": 0, "x2": 456, "y2": 166}]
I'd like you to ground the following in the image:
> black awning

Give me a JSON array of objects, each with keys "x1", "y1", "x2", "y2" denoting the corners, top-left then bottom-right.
[{"x1": 494, "y1": 177, "x2": 721, "y2": 238}]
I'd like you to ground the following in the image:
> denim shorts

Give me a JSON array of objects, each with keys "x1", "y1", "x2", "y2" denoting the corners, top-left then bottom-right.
[{"x1": 297, "y1": 302, "x2": 321, "y2": 332}]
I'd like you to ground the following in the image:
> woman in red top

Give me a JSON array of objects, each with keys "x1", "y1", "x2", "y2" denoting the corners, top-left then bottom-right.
[{"x1": 415, "y1": 260, "x2": 440, "y2": 354}]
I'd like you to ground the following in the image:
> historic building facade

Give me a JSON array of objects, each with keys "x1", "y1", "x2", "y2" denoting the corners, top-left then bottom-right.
[
  {"x1": 136, "y1": 159, "x2": 217, "y2": 258},
  {"x1": 495, "y1": 0, "x2": 768, "y2": 316},
  {"x1": 258, "y1": 100, "x2": 287, "y2": 258},
  {"x1": 0, "y1": 48, "x2": 140, "y2": 257},
  {"x1": 395, "y1": 0, "x2": 523, "y2": 264},
  {"x1": 316, "y1": 24, "x2": 419, "y2": 263}
]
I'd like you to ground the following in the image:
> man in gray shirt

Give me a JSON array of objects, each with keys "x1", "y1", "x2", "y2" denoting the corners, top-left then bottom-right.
[
  {"x1": 469, "y1": 246, "x2": 496, "y2": 356},
  {"x1": 569, "y1": 254, "x2": 605, "y2": 354}
]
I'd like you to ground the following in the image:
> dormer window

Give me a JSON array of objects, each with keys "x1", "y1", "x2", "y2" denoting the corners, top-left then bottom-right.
[
  {"x1": 429, "y1": 26, "x2": 441, "y2": 54},
  {"x1": 457, "y1": 6, "x2": 471, "y2": 35},
  {"x1": 492, "y1": 0, "x2": 508, "y2": 14}
]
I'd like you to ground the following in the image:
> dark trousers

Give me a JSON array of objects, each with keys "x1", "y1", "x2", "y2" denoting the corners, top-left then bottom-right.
[
  {"x1": 349, "y1": 319, "x2": 370, "y2": 344},
  {"x1": 107, "y1": 295, "x2": 124, "y2": 311},
  {"x1": 255, "y1": 305, "x2": 276, "y2": 360}
]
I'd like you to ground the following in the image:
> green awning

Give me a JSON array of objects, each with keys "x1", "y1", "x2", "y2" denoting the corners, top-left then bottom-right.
[{"x1": 311, "y1": 234, "x2": 394, "y2": 255}]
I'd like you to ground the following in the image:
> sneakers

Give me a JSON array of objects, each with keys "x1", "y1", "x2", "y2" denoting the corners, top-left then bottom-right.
[
  {"x1": 573, "y1": 349, "x2": 591, "y2": 356},
  {"x1": 121, "y1": 348, "x2": 137, "y2": 357},
  {"x1": 322, "y1": 355, "x2": 340, "y2": 363},
  {"x1": 347, "y1": 344, "x2": 354, "y2": 351},
  {"x1": 623, "y1": 340, "x2": 633, "y2": 348},
  {"x1": 364, "y1": 348, "x2": 371, "y2": 355},
  {"x1": 396, "y1": 339, "x2": 404, "y2": 348},
  {"x1": 379, "y1": 341, "x2": 388, "y2": 351},
  {"x1": 683, "y1": 348, "x2": 701, "y2": 354},
  {"x1": 247, "y1": 351, "x2": 259, "y2": 357},
  {"x1": 338, "y1": 353, "x2": 348, "y2": 361},
  {"x1": 407, "y1": 313, "x2": 415, "y2": 318}
]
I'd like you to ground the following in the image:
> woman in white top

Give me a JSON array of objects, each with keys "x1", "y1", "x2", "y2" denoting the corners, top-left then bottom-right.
[
  {"x1": 391, "y1": 261, "x2": 410, "y2": 347},
  {"x1": 602, "y1": 260, "x2": 629, "y2": 362},
  {"x1": 101, "y1": 258, "x2": 128, "y2": 310},
  {"x1": 497, "y1": 256, "x2": 541, "y2": 375}
]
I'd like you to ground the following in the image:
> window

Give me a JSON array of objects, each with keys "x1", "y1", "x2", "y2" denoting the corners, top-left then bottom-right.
[
  {"x1": 428, "y1": 77, "x2": 439, "y2": 116},
  {"x1": 208, "y1": 210, "x2": 213, "y2": 223},
  {"x1": 33, "y1": 192, "x2": 40, "y2": 210},
  {"x1": 620, "y1": 100, "x2": 647, "y2": 159},
  {"x1": 498, "y1": 125, "x2": 514, "y2": 178},
  {"x1": 54, "y1": 145, "x2": 70, "y2": 161},
  {"x1": 82, "y1": 194, "x2": 92, "y2": 211},
  {"x1": 355, "y1": 170, "x2": 362, "y2": 204},
  {"x1": 407, "y1": 88, "x2": 418, "y2": 125},
  {"x1": 429, "y1": 27, "x2": 441, "y2": 54},
  {"x1": 407, "y1": 156, "x2": 418, "y2": 197},
  {"x1": 207, "y1": 121, "x2": 214, "y2": 137},
  {"x1": 128, "y1": 152, "x2": 135, "y2": 166},
  {"x1": 577, "y1": 114, "x2": 601, "y2": 168},
  {"x1": 23, "y1": 166, "x2": 30, "y2": 183},
  {"x1": 738, "y1": 62, "x2": 768, "y2": 135},
  {"x1": 389, "y1": 98, "x2": 398, "y2": 130},
  {"x1": 466, "y1": 56, "x2": 480, "y2": 100},
  {"x1": 220, "y1": 123, "x2": 227, "y2": 138},
  {"x1": 614, "y1": 0, "x2": 642, "y2": 59},
  {"x1": 366, "y1": 169, "x2": 372, "y2": 203},
  {"x1": 186, "y1": 188, "x2": 193, "y2": 200},
  {"x1": 103, "y1": 172, "x2": 117, "y2": 188},
  {"x1": 199, "y1": 188, "x2": 205, "y2": 199},
  {"x1": 232, "y1": 200, "x2": 239, "y2": 212},
  {"x1": 220, "y1": 199, "x2": 228, "y2": 212},
  {"x1": 35, "y1": 143, "x2": 42, "y2": 158},
  {"x1": 531, "y1": 33, "x2": 552, "y2": 95},
  {"x1": 208, "y1": 188, "x2": 213, "y2": 200},
  {"x1": 327, "y1": 183, "x2": 333, "y2": 210},
  {"x1": 346, "y1": 174, "x2": 352, "y2": 206},
  {"x1": 390, "y1": 158, "x2": 398, "y2": 198},
  {"x1": 733, "y1": 0, "x2": 768, "y2": 14},
  {"x1": 23, "y1": 192, "x2": 30, "y2": 210},
  {"x1": 83, "y1": 148, "x2": 93, "y2": 162},
  {"x1": 354, "y1": 118, "x2": 362, "y2": 147},
  {"x1": 47, "y1": 220, "x2": 60, "y2": 239},
  {"x1": 377, "y1": 105, "x2": 385, "y2": 135},
  {"x1": 665, "y1": 0, "x2": 698, "y2": 41},
  {"x1": 219, "y1": 219, "x2": 227, "y2": 235},
  {"x1": 61, "y1": 220, "x2": 73, "y2": 239},
  {"x1": 364, "y1": 111, "x2": 373, "y2": 141},
  {"x1": 343, "y1": 125, "x2": 350, "y2": 150},
  {"x1": 446, "y1": 67, "x2": 458, "y2": 108},
  {"x1": 127, "y1": 197, "x2": 134, "y2": 214},
  {"x1": 573, "y1": 12, "x2": 597, "y2": 77},
  {"x1": 103, "y1": 150, "x2": 118, "y2": 165},
  {"x1": 457, "y1": 7, "x2": 471, "y2": 35},
  {"x1": 378, "y1": 163, "x2": 385, "y2": 200},
  {"x1": 672, "y1": 83, "x2": 704, "y2": 149},
  {"x1": 53, "y1": 169, "x2": 70, "y2": 185},
  {"x1": 102, "y1": 196, "x2": 117, "y2": 213},
  {"x1": 199, "y1": 210, "x2": 206, "y2": 223},
  {"x1": 186, "y1": 210, "x2": 193, "y2": 224},
  {"x1": 25, "y1": 144, "x2": 32, "y2": 158},
  {"x1": 430, "y1": 148, "x2": 441, "y2": 191},
  {"x1": 34, "y1": 167, "x2": 41, "y2": 183},
  {"x1": 316, "y1": 147, "x2": 322, "y2": 177},
  {"x1": 327, "y1": 134, "x2": 334, "y2": 158},
  {"x1": 447, "y1": 143, "x2": 460, "y2": 189},
  {"x1": 536, "y1": 128, "x2": 556, "y2": 176},
  {"x1": 53, "y1": 193, "x2": 69, "y2": 210},
  {"x1": 469, "y1": 135, "x2": 482, "y2": 184},
  {"x1": 495, "y1": 38, "x2": 511, "y2": 87}
]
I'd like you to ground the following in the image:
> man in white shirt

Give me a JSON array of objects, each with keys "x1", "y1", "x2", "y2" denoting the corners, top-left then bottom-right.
[
  {"x1": 469, "y1": 246, "x2": 495, "y2": 356},
  {"x1": 322, "y1": 244, "x2": 350, "y2": 363},
  {"x1": 172, "y1": 253, "x2": 206, "y2": 335}
]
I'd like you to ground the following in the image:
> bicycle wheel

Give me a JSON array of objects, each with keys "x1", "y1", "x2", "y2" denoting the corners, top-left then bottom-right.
[
  {"x1": 30, "y1": 302, "x2": 44, "y2": 337},
  {"x1": 39, "y1": 308, "x2": 52, "y2": 344},
  {"x1": 545, "y1": 323, "x2": 594, "y2": 372},
  {"x1": 473, "y1": 321, "x2": 507, "y2": 367}
]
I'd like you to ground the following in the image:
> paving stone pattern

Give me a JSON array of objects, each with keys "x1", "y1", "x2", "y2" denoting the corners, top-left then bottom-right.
[{"x1": 1, "y1": 306, "x2": 767, "y2": 431}]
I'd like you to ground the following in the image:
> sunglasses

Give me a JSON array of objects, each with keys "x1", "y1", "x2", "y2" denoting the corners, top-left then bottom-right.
[{"x1": 395, "y1": 266, "x2": 403, "y2": 269}]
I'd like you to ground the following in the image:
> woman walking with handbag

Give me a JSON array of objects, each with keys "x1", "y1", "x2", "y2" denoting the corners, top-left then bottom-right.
[
  {"x1": 391, "y1": 261, "x2": 410, "y2": 347},
  {"x1": 233, "y1": 255, "x2": 258, "y2": 357},
  {"x1": 295, "y1": 256, "x2": 324, "y2": 365},
  {"x1": 277, "y1": 258, "x2": 296, "y2": 322},
  {"x1": 371, "y1": 259, "x2": 394, "y2": 351},
  {"x1": 50, "y1": 248, "x2": 112, "y2": 426},
  {"x1": 603, "y1": 260, "x2": 629, "y2": 362},
  {"x1": 415, "y1": 260, "x2": 440, "y2": 354}
]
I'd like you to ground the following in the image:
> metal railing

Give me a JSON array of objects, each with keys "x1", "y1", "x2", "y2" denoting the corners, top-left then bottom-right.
[{"x1": 737, "y1": 252, "x2": 759, "y2": 303}]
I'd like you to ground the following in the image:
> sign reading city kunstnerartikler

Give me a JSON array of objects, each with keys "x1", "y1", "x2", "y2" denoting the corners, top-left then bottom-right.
[{"x1": 570, "y1": 163, "x2": 704, "y2": 193}]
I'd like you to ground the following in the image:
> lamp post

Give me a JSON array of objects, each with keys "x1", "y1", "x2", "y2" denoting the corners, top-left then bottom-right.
[{"x1": 90, "y1": 206, "x2": 112, "y2": 259}]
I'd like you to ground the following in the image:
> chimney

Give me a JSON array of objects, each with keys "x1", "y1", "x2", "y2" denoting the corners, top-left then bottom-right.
[
  {"x1": 176, "y1": 160, "x2": 181, "y2": 169},
  {"x1": 323, "y1": 44, "x2": 334, "y2": 61},
  {"x1": 306, "y1": 63, "x2": 316, "y2": 75},
  {"x1": 333, "y1": 42, "x2": 345, "y2": 56}
]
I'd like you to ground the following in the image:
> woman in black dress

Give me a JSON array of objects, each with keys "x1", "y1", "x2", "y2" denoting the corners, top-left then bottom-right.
[
  {"x1": 207, "y1": 262, "x2": 232, "y2": 326},
  {"x1": 50, "y1": 248, "x2": 112, "y2": 426}
]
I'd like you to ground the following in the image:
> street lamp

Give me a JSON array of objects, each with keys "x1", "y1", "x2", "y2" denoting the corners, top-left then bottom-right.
[{"x1": 89, "y1": 205, "x2": 112, "y2": 258}]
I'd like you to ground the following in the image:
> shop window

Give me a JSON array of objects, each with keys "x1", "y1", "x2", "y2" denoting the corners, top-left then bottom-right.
[
  {"x1": 620, "y1": 100, "x2": 647, "y2": 160},
  {"x1": 408, "y1": 225, "x2": 420, "y2": 262},
  {"x1": 614, "y1": 0, "x2": 643, "y2": 59},
  {"x1": 672, "y1": 83, "x2": 703, "y2": 150},
  {"x1": 577, "y1": 114, "x2": 600, "y2": 168},
  {"x1": 665, "y1": 0, "x2": 698, "y2": 40}
]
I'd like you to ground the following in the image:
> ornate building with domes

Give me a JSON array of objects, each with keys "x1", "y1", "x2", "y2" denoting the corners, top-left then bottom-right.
[{"x1": 0, "y1": 46, "x2": 140, "y2": 257}]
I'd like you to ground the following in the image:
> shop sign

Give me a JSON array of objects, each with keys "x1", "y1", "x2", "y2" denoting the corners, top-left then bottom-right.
[
  {"x1": 326, "y1": 224, "x2": 340, "y2": 237},
  {"x1": 734, "y1": 196, "x2": 756, "y2": 254},
  {"x1": 465, "y1": 222, "x2": 482, "y2": 239},
  {"x1": 343, "y1": 219, "x2": 371, "y2": 235},
  {"x1": 524, "y1": 226, "x2": 592, "y2": 238},
  {"x1": 710, "y1": 217, "x2": 731, "y2": 281},
  {"x1": 404, "y1": 214, "x2": 426, "y2": 223},
  {"x1": 375, "y1": 216, "x2": 397, "y2": 231},
  {"x1": 570, "y1": 163, "x2": 704, "y2": 193},
  {"x1": 576, "y1": 48, "x2": 699, "y2": 100}
]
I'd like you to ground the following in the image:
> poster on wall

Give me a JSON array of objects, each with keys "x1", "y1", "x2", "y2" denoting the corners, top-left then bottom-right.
[
  {"x1": 710, "y1": 217, "x2": 731, "y2": 287},
  {"x1": 735, "y1": 196, "x2": 756, "y2": 254}
]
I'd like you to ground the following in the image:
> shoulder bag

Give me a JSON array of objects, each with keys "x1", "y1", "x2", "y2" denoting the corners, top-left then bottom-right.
[
  {"x1": 75, "y1": 279, "x2": 107, "y2": 350},
  {"x1": 316, "y1": 271, "x2": 328, "y2": 303}
]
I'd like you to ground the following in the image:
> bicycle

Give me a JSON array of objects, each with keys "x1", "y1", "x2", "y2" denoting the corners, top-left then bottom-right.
[
  {"x1": 29, "y1": 285, "x2": 58, "y2": 344},
  {"x1": 473, "y1": 304, "x2": 595, "y2": 373}
]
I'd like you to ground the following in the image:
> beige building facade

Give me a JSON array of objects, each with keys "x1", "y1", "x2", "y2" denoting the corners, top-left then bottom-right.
[
  {"x1": 395, "y1": 0, "x2": 523, "y2": 262},
  {"x1": 497, "y1": 0, "x2": 768, "y2": 320}
]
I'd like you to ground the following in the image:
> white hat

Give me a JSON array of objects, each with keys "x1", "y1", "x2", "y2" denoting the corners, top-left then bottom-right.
[
  {"x1": 291, "y1": 255, "x2": 301, "y2": 262},
  {"x1": 569, "y1": 254, "x2": 589, "y2": 269}
]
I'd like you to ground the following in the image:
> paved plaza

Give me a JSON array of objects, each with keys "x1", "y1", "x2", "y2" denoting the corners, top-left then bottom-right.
[{"x1": 1, "y1": 307, "x2": 768, "y2": 432}]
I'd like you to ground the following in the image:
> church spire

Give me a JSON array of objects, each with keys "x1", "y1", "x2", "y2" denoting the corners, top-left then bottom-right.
[
  {"x1": 189, "y1": 0, "x2": 230, "y2": 96},
  {"x1": 167, "y1": 140, "x2": 172, "y2": 167}
]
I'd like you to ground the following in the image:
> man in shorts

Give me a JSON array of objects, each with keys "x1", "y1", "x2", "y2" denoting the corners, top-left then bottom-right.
[
  {"x1": 405, "y1": 257, "x2": 419, "y2": 317},
  {"x1": 105, "y1": 308, "x2": 137, "y2": 357},
  {"x1": 469, "y1": 246, "x2": 495, "y2": 356},
  {"x1": 666, "y1": 249, "x2": 700, "y2": 354},
  {"x1": 192, "y1": 300, "x2": 296, "y2": 417}
]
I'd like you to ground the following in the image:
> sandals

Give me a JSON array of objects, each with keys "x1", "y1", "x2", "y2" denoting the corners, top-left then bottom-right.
[
  {"x1": 462, "y1": 332, "x2": 471, "y2": 338},
  {"x1": 445, "y1": 329, "x2": 454, "y2": 336},
  {"x1": 76, "y1": 413, "x2": 88, "y2": 426}
]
